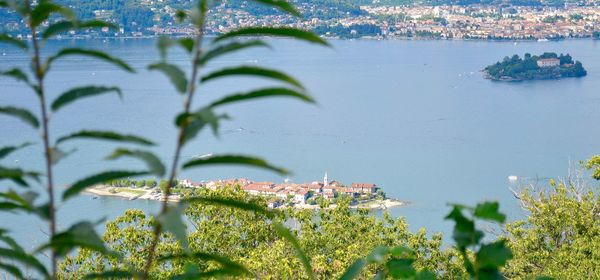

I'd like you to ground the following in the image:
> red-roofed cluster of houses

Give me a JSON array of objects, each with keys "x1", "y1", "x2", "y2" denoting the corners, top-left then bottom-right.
[{"x1": 178, "y1": 173, "x2": 378, "y2": 206}]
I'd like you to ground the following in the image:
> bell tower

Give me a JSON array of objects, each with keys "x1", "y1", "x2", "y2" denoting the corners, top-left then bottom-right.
[{"x1": 323, "y1": 172, "x2": 328, "y2": 186}]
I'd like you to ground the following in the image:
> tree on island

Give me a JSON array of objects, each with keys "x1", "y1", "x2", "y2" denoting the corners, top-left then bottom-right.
[{"x1": 484, "y1": 52, "x2": 586, "y2": 81}]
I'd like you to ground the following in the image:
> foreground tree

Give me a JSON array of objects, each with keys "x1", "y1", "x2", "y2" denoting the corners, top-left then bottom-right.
[{"x1": 505, "y1": 173, "x2": 600, "y2": 279}]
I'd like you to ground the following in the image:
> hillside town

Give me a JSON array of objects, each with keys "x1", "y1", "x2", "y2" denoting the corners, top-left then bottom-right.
[{"x1": 3, "y1": 1, "x2": 600, "y2": 40}]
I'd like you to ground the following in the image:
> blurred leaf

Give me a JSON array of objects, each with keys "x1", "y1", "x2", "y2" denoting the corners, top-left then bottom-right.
[
  {"x1": 445, "y1": 205, "x2": 482, "y2": 248},
  {"x1": 199, "y1": 40, "x2": 270, "y2": 66},
  {"x1": 0, "y1": 263, "x2": 24, "y2": 280},
  {"x1": 0, "y1": 166, "x2": 40, "y2": 187},
  {"x1": 0, "y1": 68, "x2": 30, "y2": 85},
  {"x1": 0, "y1": 106, "x2": 39, "y2": 128},
  {"x1": 175, "y1": 10, "x2": 187, "y2": 23},
  {"x1": 389, "y1": 246, "x2": 415, "y2": 259},
  {"x1": 339, "y1": 258, "x2": 366, "y2": 280},
  {"x1": 157, "y1": 205, "x2": 188, "y2": 250},
  {"x1": 415, "y1": 270, "x2": 436, "y2": 280},
  {"x1": 0, "y1": 248, "x2": 48, "y2": 277},
  {"x1": 51, "y1": 86, "x2": 122, "y2": 112},
  {"x1": 476, "y1": 240, "x2": 513, "y2": 269},
  {"x1": 34, "y1": 202, "x2": 51, "y2": 220},
  {"x1": 148, "y1": 62, "x2": 188, "y2": 93},
  {"x1": 49, "y1": 146, "x2": 75, "y2": 165},
  {"x1": 209, "y1": 87, "x2": 315, "y2": 109},
  {"x1": 0, "y1": 33, "x2": 26, "y2": 49},
  {"x1": 106, "y1": 148, "x2": 165, "y2": 177},
  {"x1": 274, "y1": 223, "x2": 314, "y2": 280},
  {"x1": 84, "y1": 270, "x2": 135, "y2": 279},
  {"x1": 176, "y1": 108, "x2": 229, "y2": 143},
  {"x1": 38, "y1": 221, "x2": 111, "y2": 257},
  {"x1": 0, "y1": 142, "x2": 33, "y2": 160},
  {"x1": 178, "y1": 38, "x2": 194, "y2": 53},
  {"x1": 215, "y1": 27, "x2": 328, "y2": 46},
  {"x1": 252, "y1": 0, "x2": 301, "y2": 17},
  {"x1": 366, "y1": 246, "x2": 389, "y2": 263},
  {"x1": 0, "y1": 190, "x2": 37, "y2": 214},
  {"x1": 42, "y1": 20, "x2": 117, "y2": 39},
  {"x1": 201, "y1": 66, "x2": 305, "y2": 90},
  {"x1": 161, "y1": 252, "x2": 250, "y2": 276},
  {"x1": 184, "y1": 196, "x2": 276, "y2": 218},
  {"x1": 47, "y1": 48, "x2": 134, "y2": 73},
  {"x1": 30, "y1": 2, "x2": 74, "y2": 27},
  {"x1": 157, "y1": 37, "x2": 194, "y2": 60},
  {"x1": 0, "y1": 231, "x2": 25, "y2": 252},
  {"x1": 386, "y1": 259, "x2": 416, "y2": 279},
  {"x1": 63, "y1": 170, "x2": 149, "y2": 201},
  {"x1": 474, "y1": 201, "x2": 506, "y2": 223},
  {"x1": 183, "y1": 154, "x2": 288, "y2": 175},
  {"x1": 56, "y1": 130, "x2": 154, "y2": 146}
]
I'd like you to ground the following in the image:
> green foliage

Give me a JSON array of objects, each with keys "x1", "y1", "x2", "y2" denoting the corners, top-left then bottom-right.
[
  {"x1": 585, "y1": 155, "x2": 600, "y2": 179},
  {"x1": 55, "y1": 130, "x2": 155, "y2": 146},
  {"x1": 61, "y1": 187, "x2": 467, "y2": 279},
  {"x1": 504, "y1": 179, "x2": 600, "y2": 279},
  {"x1": 182, "y1": 155, "x2": 290, "y2": 175},
  {"x1": 0, "y1": 106, "x2": 39, "y2": 128},
  {"x1": 445, "y1": 201, "x2": 513, "y2": 279},
  {"x1": 64, "y1": 171, "x2": 149, "y2": 200},
  {"x1": 51, "y1": 86, "x2": 122, "y2": 112}
]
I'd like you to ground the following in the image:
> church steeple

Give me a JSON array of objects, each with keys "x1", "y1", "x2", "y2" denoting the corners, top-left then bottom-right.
[{"x1": 324, "y1": 172, "x2": 328, "y2": 186}]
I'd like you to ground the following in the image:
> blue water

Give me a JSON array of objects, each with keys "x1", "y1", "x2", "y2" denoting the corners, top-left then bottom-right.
[{"x1": 2, "y1": 38, "x2": 600, "y2": 250}]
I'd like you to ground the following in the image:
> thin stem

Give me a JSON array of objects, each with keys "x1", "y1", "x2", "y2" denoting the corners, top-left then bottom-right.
[
  {"x1": 26, "y1": 0, "x2": 57, "y2": 278},
  {"x1": 141, "y1": 15, "x2": 206, "y2": 280}
]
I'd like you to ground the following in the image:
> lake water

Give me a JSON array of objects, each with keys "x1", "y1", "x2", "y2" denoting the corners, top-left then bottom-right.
[{"x1": 2, "y1": 38, "x2": 600, "y2": 249}]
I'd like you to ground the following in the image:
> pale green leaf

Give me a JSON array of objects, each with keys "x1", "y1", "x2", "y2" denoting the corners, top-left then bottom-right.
[
  {"x1": 42, "y1": 20, "x2": 117, "y2": 39},
  {"x1": 106, "y1": 148, "x2": 165, "y2": 177},
  {"x1": 201, "y1": 66, "x2": 304, "y2": 90},
  {"x1": 51, "y1": 86, "x2": 122, "y2": 112},
  {"x1": 157, "y1": 205, "x2": 188, "y2": 249},
  {"x1": 0, "y1": 248, "x2": 48, "y2": 277},
  {"x1": 148, "y1": 62, "x2": 188, "y2": 93},
  {"x1": 252, "y1": 0, "x2": 301, "y2": 17},
  {"x1": 274, "y1": 223, "x2": 314, "y2": 280},
  {"x1": 0, "y1": 142, "x2": 33, "y2": 160},
  {"x1": 63, "y1": 170, "x2": 148, "y2": 201},
  {"x1": 0, "y1": 106, "x2": 39, "y2": 128},
  {"x1": 56, "y1": 130, "x2": 154, "y2": 146},
  {"x1": 47, "y1": 48, "x2": 134, "y2": 73},
  {"x1": 215, "y1": 27, "x2": 328, "y2": 46},
  {"x1": 0, "y1": 34, "x2": 26, "y2": 49},
  {"x1": 209, "y1": 87, "x2": 314, "y2": 109},
  {"x1": 339, "y1": 258, "x2": 366, "y2": 280},
  {"x1": 200, "y1": 40, "x2": 270, "y2": 66},
  {"x1": 182, "y1": 154, "x2": 289, "y2": 175}
]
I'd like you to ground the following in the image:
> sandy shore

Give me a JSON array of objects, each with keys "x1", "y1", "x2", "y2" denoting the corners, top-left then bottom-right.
[
  {"x1": 83, "y1": 185, "x2": 180, "y2": 202},
  {"x1": 84, "y1": 186, "x2": 406, "y2": 210}
]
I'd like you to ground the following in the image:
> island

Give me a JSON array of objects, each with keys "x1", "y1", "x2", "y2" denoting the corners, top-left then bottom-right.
[
  {"x1": 83, "y1": 174, "x2": 406, "y2": 210},
  {"x1": 484, "y1": 52, "x2": 587, "y2": 81}
]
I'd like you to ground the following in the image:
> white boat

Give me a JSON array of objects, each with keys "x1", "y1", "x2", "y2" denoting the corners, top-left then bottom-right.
[
  {"x1": 537, "y1": 38, "x2": 549, "y2": 42},
  {"x1": 508, "y1": 175, "x2": 518, "y2": 181}
]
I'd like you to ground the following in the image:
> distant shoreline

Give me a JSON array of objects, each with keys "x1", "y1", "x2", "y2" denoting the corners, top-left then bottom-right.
[
  {"x1": 83, "y1": 185, "x2": 407, "y2": 210},
  {"x1": 38, "y1": 35, "x2": 599, "y2": 43}
]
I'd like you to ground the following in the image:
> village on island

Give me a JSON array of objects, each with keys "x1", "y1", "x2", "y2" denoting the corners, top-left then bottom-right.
[{"x1": 84, "y1": 173, "x2": 405, "y2": 210}]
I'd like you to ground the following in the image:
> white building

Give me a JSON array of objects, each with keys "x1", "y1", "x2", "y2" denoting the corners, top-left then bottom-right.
[{"x1": 537, "y1": 58, "x2": 560, "y2": 68}]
